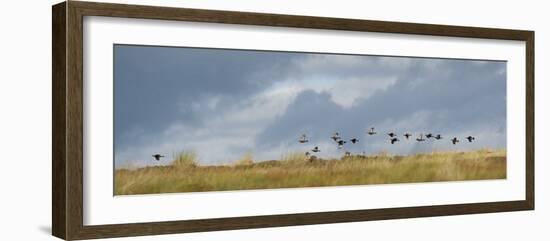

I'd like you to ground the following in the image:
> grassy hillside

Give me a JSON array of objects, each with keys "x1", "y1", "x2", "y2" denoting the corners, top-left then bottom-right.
[{"x1": 115, "y1": 149, "x2": 506, "y2": 195}]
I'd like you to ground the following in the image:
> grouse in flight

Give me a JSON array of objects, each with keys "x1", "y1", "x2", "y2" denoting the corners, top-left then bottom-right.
[
  {"x1": 388, "y1": 132, "x2": 396, "y2": 138},
  {"x1": 390, "y1": 137, "x2": 399, "y2": 144},
  {"x1": 337, "y1": 140, "x2": 347, "y2": 149},
  {"x1": 152, "y1": 154, "x2": 165, "y2": 161},
  {"x1": 367, "y1": 127, "x2": 377, "y2": 135},
  {"x1": 331, "y1": 132, "x2": 341, "y2": 142},
  {"x1": 404, "y1": 133, "x2": 412, "y2": 139},
  {"x1": 466, "y1": 136, "x2": 475, "y2": 142},
  {"x1": 350, "y1": 138, "x2": 359, "y2": 144},
  {"x1": 416, "y1": 134, "x2": 426, "y2": 142},
  {"x1": 311, "y1": 146, "x2": 321, "y2": 153},
  {"x1": 299, "y1": 134, "x2": 309, "y2": 143},
  {"x1": 434, "y1": 134, "x2": 443, "y2": 140},
  {"x1": 451, "y1": 137, "x2": 460, "y2": 145}
]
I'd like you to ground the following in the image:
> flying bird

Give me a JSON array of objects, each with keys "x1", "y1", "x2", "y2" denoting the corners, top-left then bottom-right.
[
  {"x1": 426, "y1": 133, "x2": 434, "y2": 139},
  {"x1": 337, "y1": 140, "x2": 346, "y2": 149},
  {"x1": 404, "y1": 133, "x2": 412, "y2": 139},
  {"x1": 390, "y1": 137, "x2": 399, "y2": 144},
  {"x1": 298, "y1": 134, "x2": 309, "y2": 143},
  {"x1": 466, "y1": 136, "x2": 475, "y2": 142},
  {"x1": 331, "y1": 132, "x2": 341, "y2": 142},
  {"x1": 434, "y1": 134, "x2": 443, "y2": 140},
  {"x1": 388, "y1": 132, "x2": 396, "y2": 138},
  {"x1": 152, "y1": 154, "x2": 164, "y2": 161},
  {"x1": 451, "y1": 137, "x2": 460, "y2": 145},
  {"x1": 311, "y1": 146, "x2": 321, "y2": 153},
  {"x1": 367, "y1": 127, "x2": 377, "y2": 135},
  {"x1": 416, "y1": 134, "x2": 426, "y2": 142},
  {"x1": 350, "y1": 138, "x2": 359, "y2": 144}
]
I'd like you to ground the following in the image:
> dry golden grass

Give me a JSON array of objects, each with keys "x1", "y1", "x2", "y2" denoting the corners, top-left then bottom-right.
[
  {"x1": 233, "y1": 152, "x2": 255, "y2": 166},
  {"x1": 171, "y1": 151, "x2": 198, "y2": 169},
  {"x1": 115, "y1": 149, "x2": 506, "y2": 195}
]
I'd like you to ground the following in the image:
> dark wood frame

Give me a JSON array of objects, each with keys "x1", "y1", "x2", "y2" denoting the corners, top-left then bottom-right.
[{"x1": 52, "y1": 1, "x2": 535, "y2": 240}]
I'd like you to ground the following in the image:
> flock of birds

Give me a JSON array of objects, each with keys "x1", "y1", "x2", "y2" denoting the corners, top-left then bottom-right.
[
  {"x1": 151, "y1": 127, "x2": 477, "y2": 161},
  {"x1": 301, "y1": 127, "x2": 476, "y2": 156}
]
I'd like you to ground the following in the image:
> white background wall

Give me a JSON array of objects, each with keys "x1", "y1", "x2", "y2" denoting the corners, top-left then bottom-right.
[{"x1": 0, "y1": 0, "x2": 547, "y2": 240}]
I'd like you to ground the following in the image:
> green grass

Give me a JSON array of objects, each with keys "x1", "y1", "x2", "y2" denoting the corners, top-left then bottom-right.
[{"x1": 114, "y1": 149, "x2": 506, "y2": 195}]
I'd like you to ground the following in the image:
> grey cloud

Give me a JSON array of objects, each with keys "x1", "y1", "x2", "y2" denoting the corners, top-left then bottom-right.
[
  {"x1": 114, "y1": 45, "x2": 299, "y2": 151},
  {"x1": 255, "y1": 58, "x2": 506, "y2": 155}
]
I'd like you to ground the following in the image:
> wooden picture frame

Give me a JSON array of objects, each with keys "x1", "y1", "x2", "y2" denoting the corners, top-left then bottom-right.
[{"x1": 52, "y1": 1, "x2": 534, "y2": 240}]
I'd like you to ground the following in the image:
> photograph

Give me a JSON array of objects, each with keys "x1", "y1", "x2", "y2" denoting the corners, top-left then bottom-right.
[
  {"x1": 44, "y1": 1, "x2": 536, "y2": 240},
  {"x1": 113, "y1": 44, "x2": 507, "y2": 195}
]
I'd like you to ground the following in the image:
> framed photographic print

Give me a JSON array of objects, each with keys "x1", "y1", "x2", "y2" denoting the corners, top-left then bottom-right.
[{"x1": 52, "y1": 1, "x2": 534, "y2": 240}]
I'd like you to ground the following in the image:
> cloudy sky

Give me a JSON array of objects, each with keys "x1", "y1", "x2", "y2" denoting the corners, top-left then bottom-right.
[{"x1": 114, "y1": 44, "x2": 506, "y2": 168}]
